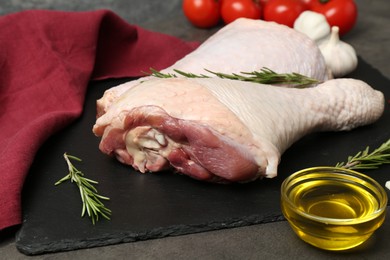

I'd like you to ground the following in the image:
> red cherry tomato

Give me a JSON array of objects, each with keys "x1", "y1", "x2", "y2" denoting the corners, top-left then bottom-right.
[
  {"x1": 310, "y1": 0, "x2": 357, "y2": 36},
  {"x1": 263, "y1": 0, "x2": 307, "y2": 27},
  {"x1": 221, "y1": 0, "x2": 262, "y2": 24},
  {"x1": 182, "y1": 0, "x2": 221, "y2": 28},
  {"x1": 299, "y1": 0, "x2": 316, "y2": 8}
]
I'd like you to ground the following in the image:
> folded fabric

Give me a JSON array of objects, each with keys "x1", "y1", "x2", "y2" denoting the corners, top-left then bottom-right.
[{"x1": 0, "y1": 9, "x2": 198, "y2": 231}]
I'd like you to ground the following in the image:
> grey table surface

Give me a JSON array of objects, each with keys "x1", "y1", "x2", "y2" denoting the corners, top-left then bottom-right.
[{"x1": 1, "y1": 0, "x2": 390, "y2": 259}]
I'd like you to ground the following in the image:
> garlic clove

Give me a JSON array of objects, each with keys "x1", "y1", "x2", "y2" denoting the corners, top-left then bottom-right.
[
  {"x1": 293, "y1": 11, "x2": 331, "y2": 43},
  {"x1": 319, "y1": 26, "x2": 358, "y2": 78}
]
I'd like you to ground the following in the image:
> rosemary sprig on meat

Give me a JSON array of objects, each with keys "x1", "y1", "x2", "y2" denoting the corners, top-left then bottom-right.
[
  {"x1": 55, "y1": 153, "x2": 111, "y2": 224},
  {"x1": 335, "y1": 139, "x2": 390, "y2": 170},
  {"x1": 148, "y1": 67, "x2": 319, "y2": 88}
]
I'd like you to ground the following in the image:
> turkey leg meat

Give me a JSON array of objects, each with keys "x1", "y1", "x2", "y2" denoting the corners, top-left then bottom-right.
[
  {"x1": 96, "y1": 18, "x2": 331, "y2": 117},
  {"x1": 93, "y1": 77, "x2": 384, "y2": 183}
]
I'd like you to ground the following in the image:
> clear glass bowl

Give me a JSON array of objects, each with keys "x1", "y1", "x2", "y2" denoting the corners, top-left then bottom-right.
[{"x1": 281, "y1": 166, "x2": 387, "y2": 251}]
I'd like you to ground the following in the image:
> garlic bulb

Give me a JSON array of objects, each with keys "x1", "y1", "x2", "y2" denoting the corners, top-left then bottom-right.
[
  {"x1": 319, "y1": 26, "x2": 358, "y2": 78},
  {"x1": 293, "y1": 11, "x2": 330, "y2": 43}
]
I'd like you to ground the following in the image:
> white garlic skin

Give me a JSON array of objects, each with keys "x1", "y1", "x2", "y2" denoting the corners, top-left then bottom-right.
[
  {"x1": 319, "y1": 26, "x2": 358, "y2": 78},
  {"x1": 294, "y1": 11, "x2": 331, "y2": 43}
]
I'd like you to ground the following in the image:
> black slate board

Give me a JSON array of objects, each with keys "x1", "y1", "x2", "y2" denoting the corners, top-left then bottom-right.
[{"x1": 16, "y1": 58, "x2": 390, "y2": 255}]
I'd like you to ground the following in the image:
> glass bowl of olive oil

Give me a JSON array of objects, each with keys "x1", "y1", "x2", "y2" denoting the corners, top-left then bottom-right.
[{"x1": 281, "y1": 166, "x2": 387, "y2": 251}]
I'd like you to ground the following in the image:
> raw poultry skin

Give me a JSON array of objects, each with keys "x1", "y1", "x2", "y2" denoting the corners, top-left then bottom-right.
[
  {"x1": 93, "y1": 77, "x2": 384, "y2": 183},
  {"x1": 96, "y1": 18, "x2": 331, "y2": 117}
]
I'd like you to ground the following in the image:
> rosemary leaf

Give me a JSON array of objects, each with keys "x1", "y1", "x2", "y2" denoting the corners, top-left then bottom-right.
[
  {"x1": 335, "y1": 139, "x2": 390, "y2": 170},
  {"x1": 174, "y1": 69, "x2": 209, "y2": 78},
  {"x1": 148, "y1": 68, "x2": 177, "y2": 78},
  {"x1": 95, "y1": 194, "x2": 111, "y2": 200},
  {"x1": 83, "y1": 177, "x2": 99, "y2": 184},
  {"x1": 55, "y1": 153, "x2": 111, "y2": 224},
  {"x1": 148, "y1": 67, "x2": 319, "y2": 88},
  {"x1": 81, "y1": 202, "x2": 86, "y2": 217}
]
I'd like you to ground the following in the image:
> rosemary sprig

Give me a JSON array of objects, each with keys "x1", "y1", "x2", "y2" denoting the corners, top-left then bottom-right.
[
  {"x1": 335, "y1": 139, "x2": 390, "y2": 170},
  {"x1": 55, "y1": 153, "x2": 111, "y2": 224},
  {"x1": 148, "y1": 67, "x2": 319, "y2": 88}
]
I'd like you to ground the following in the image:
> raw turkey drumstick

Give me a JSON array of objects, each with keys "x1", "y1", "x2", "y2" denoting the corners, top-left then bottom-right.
[
  {"x1": 93, "y1": 77, "x2": 384, "y2": 183},
  {"x1": 96, "y1": 18, "x2": 331, "y2": 117}
]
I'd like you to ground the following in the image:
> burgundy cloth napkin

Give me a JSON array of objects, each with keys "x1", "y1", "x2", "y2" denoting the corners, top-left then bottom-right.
[{"x1": 0, "y1": 9, "x2": 198, "y2": 230}]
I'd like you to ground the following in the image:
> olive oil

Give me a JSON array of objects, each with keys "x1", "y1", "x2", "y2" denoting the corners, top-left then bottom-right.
[
  {"x1": 294, "y1": 180, "x2": 378, "y2": 219},
  {"x1": 281, "y1": 169, "x2": 387, "y2": 251}
]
